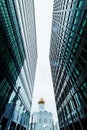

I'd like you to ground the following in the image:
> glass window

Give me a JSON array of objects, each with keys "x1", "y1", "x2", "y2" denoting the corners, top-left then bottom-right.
[
  {"x1": 73, "y1": 71, "x2": 77, "y2": 79},
  {"x1": 74, "y1": 18, "x2": 78, "y2": 24},
  {"x1": 76, "y1": 36, "x2": 80, "y2": 42},
  {"x1": 0, "y1": 80, "x2": 10, "y2": 99},
  {"x1": 69, "y1": 99, "x2": 75, "y2": 112},
  {"x1": 83, "y1": 82, "x2": 87, "y2": 88},
  {"x1": 74, "y1": 43, "x2": 78, "y2": 49},
  {"x1": 82, "y1": 20, "x2": 87, "y2": 28},
  {"x1": 69, "y1": 58, "x2": 72, "y2": 63},
  {"x1": 66, "y1": 105, "x2": 69, "y2": 116},
  {"x1": 81, "y1": 81, "x2": 87, "y2": 98},
  {"x1": 68, "y1": 42, "x2": 71, "y2": 47},
  {"x1": 72, "y1": 25, "x2": 76, "y2": 31},
  {"x1": 84, "y1": 10, "x2": 87, "y2": 18},
  {"x1": 73, "y1": 48, "x2": 76, "y2": 53},
  {"x1": 75, "y1": 67, "x2": 80, "y2": 76},
  {"x1": 79, "y1": 29, "x2": 83, "y2": 35},
  {"x1": 0, "y1": 79, "x2": 6, "y2": 92},
  {"x1": 74, "y1": 93, "x2": 81, "y2": 107},
  {"x1": 70, "y1": 32, "x2": 74, "y2": 37},
  {"x1": 78, "y1": 1, "x2": 83, "y2": 8},
  {"x1": 69, "y1": 38, "x2": 72, "y2": 43},
  {"x1": 76, "y1": 11, "x2": 80, "y2": 17}
]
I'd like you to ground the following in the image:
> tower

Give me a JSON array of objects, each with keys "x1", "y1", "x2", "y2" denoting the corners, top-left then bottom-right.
[
  {"x1": 49, "y1": 0, "x2": 87, "y2": 129},
  {"x1": 38, "y1": 97, "x2": 45, "y2": 112},
  {"x1": 0, "y1": 0, "x2": 37, "y2": 129}
]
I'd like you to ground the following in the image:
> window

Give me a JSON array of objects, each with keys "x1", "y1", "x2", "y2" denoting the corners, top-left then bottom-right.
[
  {"x1": 76, "y1": 36, "x2": 80, "y2": 42},
  {"x1": 75, "y1": 11, "x2": 80, "y2": 17},
  {"x1": 66, "y1": 105, "x2": 69, "y2": 116},
  {"x1": 74, "y1": 93, "x2": 81, "y2": 107},
  {"x1": 74, "y1": 18, "x2": 78, "y2": 24},
  {"x1": 81, "y1": 81, "x2": 87, "y2": 99},
  {"x1": 74, "y1": 43, "x2": 78, "y2": 49},
  {"x1": 0, "y1": 80, "x2": 10, "y2": 99},
  {"x1": 82, "y1": 20, "x2": 87, "y2": 28},
  {"x1": 79, "y1": 29, "x2": 83, "y2": 35},
  {"x1": 74, "y1": 67, "x2": 80, "y2": 76},
  {"x1": 69, "y1": 37, "x2": 72, "y2": 43},
  {"x1": 84, "y1": 10, "x2": 87, "y2": 18},
  {"x1": 69, "y1": 99, "x2": 75, "y2": 112},
  {"x1": 77, "y1": 1, "x2": 83, "y2": 8},
  {"x1": 49, "y1": 119, "x2": 51, "y2": 124},
  {"x1": 70, "y1": 32, "x2": 74, "y2": 37},
  {"x1": 72, "y1": 25, "x2": 76, "y2": 31},
  {"x1": 39, "y1": 118, "x2": 41, "y2": 123}
]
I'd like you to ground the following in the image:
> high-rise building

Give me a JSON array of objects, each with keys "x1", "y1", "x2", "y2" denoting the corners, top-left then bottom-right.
[
  {"x1": 49, "y1": 0, "x2": 87, "y2": 130},
  {"x1": 0, "y1": 0, "x2": 37, "y2": 129}
]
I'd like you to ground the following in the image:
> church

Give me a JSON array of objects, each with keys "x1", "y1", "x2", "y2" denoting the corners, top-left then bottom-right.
[{"x1": 29, "y1": 97, "x2": 54, "y2": 130}]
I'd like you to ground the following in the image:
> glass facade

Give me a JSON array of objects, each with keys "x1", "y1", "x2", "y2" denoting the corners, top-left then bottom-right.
[
  {"x1": 0, "y1": 0, "x2": 37, "y2": 129},
  {"x1": 13, "y1": 0, "x2": 37, "y2": 111},
  {"x1": 0, "y1": 0, "x2": 25, "y2": 118},
  {"x1": 1, "y1": 90, "x2": 30, "y2": 130},
  {"x1": 49, "y1": 0, "x2": 87, "y2": 130}
]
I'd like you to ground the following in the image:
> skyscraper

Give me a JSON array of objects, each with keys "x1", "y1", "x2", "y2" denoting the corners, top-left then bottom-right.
[
  {"x1": 0, "y1": 0, "x2": 37, "y2": 129},
  {"x1": 49, "y1": 0, "x2": 87, "y2": 130}
]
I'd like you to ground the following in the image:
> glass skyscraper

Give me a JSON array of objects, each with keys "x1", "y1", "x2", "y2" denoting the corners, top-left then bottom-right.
[
  {"x1": 49, "y1": 0, "x2": 87, "y2": 130},
  {"x1": 0, "y1": 0, "x2": 37, "y2": 129}
]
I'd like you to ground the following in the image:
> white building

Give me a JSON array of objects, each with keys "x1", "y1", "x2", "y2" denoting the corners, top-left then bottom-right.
[
  {"x1": 54, "y1": 122, "x2": 60, "y2": 130},
  {"x1": 29, "y1": 97, "x2": 54, "y2": 130}
]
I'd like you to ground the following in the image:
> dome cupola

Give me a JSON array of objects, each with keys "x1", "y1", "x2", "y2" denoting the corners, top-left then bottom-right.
[
  {"x1": 38, "y1": 97, "x2": 45, "y2": 111},
  {"x1": 38, "y1": 97, "x2": 45, "y2": 104}
]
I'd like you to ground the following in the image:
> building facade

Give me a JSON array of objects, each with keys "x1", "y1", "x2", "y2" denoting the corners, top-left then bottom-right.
[
  {"x1": 0, "y1": 0, "x2": 37, "y2": 129},
  {"x1": 54, "y1": 122, "x2": 59, "y2": 130},
  {"x1": 29, "y1": 98, "x2": 54, "y2": 130},
  {"x1": 49, "y1": 0, "x2": 87, "y2": 130}
]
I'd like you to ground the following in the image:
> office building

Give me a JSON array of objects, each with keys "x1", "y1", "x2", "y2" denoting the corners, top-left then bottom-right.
[
  {"x1": 0, "y1": 0, "x2": 37, "y2": 129},
  {"x1": 49, "y1": 0, "x2": 87, "y2": 130}
]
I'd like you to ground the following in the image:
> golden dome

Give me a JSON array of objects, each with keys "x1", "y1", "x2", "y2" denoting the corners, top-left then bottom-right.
[{"x1": 38, "y1": 97, "x2": 45, "y2": 104}]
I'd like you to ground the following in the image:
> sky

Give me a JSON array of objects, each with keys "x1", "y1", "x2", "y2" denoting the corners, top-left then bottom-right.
[{"x1": 31, "y1": 0, "x2": 58, "y2": 122}]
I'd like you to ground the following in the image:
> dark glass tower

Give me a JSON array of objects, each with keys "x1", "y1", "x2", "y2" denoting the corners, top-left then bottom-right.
[
  {"x1": 0, "y1": 0, "x2": 25, "y2": 118},
  {"x1": 49, "y1": 0, "x2": 87, "y2": 130},
  {"x1": 0, "y1": 1, "x2": 37, "y2": 129}
]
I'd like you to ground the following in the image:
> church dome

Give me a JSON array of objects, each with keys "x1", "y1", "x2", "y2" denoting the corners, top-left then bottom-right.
[{"x1": 38, "y1": 97, "x2": 45, "y2": 104}]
